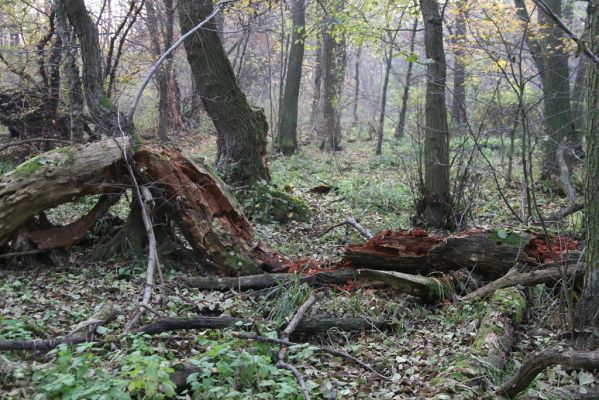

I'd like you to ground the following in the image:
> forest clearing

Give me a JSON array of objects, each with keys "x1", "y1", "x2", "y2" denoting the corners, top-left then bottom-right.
[{"x1": 0, "y1": 0, "x2": 598, "y2": 398}]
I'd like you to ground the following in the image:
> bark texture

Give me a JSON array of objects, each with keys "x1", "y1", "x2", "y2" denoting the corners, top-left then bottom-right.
[
  {"x1": 576, "y1": 0, "x2": 599, "y2": 344},
  {"x1": 418, "y1": 0, "x2": 451, "y2": 228},
  {"x1": 179, "y1": 0, "x2": 270, "y2": 185},
  {"x1": 277, "y1": 0, "x2": 306, "y2": 155}
]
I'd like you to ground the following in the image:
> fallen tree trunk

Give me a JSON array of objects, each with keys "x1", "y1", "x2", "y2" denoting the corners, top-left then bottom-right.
[
  {"x1": 0, "y1": 141, "x2": 264, "y2": 275},
  {"x1": 344, "y1": 229, "x2": 580, "y2": 277},
  {"x1": 184, "y1": 269, "x2": 355, "y2": 290},
  {"x1": 0, "y1": 138, "x2": 129, "y2": 247},
  {"x1": 500, "y1": 349, "x2": 599, "y2": 398}
]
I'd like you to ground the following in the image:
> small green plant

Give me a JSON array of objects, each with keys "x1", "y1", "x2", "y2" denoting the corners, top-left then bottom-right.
[
  {"x1": 187, "y1": 333, "x2": 308, "y2": 399},
  {"x1": 31, "y1": 343, "x2": 130, "y2": 400}
]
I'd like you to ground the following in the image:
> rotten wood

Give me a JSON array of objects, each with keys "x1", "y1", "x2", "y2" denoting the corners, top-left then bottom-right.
[
  {"x1": 344, "y1": 229, "x2": 580, "y2": 277},
  {"x1": 183, "y1": 269, "x2": 356, "y2": 291},
  {"x1": 461, "y1": 263, "x2": 583, "y2": 301},
  {"x1": 500, "y1": 349, "x2": 599, "y2": 398}
]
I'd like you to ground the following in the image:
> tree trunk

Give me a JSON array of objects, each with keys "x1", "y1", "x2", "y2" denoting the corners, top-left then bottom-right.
[
  {"x1": 320, "y1": 5, "x2": 346, "y2": 152},
  {"x1": 451, "y1": 0, "x2": 467, "y2": 132},
  {"x1": 352, "y1": 45, "x2": 362, "y2": 131},
  {"x1": 61, "y1": 0, "x2": 130, "y2": 136},
  {"x1": 576, "y1": 0, "x2": 599, "y2": 348},
  {"x1": 394, "y1": 16, "x2": 418, "y2": 140},
  {"x1": 571, "y1": 57, "x2": 587, "y2": 149},
  {"x1": 55, "y1": 0, "x2": 85, "y2": 145},
  {"x1": 178, "y1": 0, "x2": 270, "y2": 186},
  {"x1": 309, "y1": 39, "x2": 323, "y2": 141},
  {"x1": 418, "y1": 0, "x2": 451, "y2": 228},
  {"x1": 376, "y1": 41, "x2": 392, "y2": 156},
  {"x1": 277, "y1": 0, "x2": 306, "y2": 155}
]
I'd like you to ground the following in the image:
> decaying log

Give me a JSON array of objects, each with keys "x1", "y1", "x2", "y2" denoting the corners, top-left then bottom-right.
[
  {"x1": 0, "y1": 138, "x2": 129, "y2": 247},
  {"x1": 461, "y1": 263, "x2": 583, "y2": 301},
  {"x1": 344, "y1": 229, "x2": 580, "y2": 277},
  {"x1": 357, "y1": 269, "x2": 453, "y2": 303},
  {"x1": 500, "y1": 349, "x2": 599, "y2": 398},
  {"x1": 184, "y1": 269, "x2": 356, "y2": 290}
]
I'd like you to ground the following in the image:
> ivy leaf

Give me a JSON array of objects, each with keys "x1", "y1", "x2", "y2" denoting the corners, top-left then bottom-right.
[{"x1": 497, "y1": 229, "x2": 508, "y2": 239}]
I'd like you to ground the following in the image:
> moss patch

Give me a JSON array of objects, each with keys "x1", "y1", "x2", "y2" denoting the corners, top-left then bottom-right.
[
  {"x1": 12, "y1": 147, "x2": 76, "y2": 177},
  {"x1": 241, "y1": 182, "x2": 311, "y2": 224}
]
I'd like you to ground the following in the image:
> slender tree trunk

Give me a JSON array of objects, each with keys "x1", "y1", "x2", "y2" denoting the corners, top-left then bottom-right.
[
  {"x1": 277, "y1": 0, "x2": 306, "y2": 155},
  {"x1": 309, "y1": 40, "x2": 323, "y2": 140},
  {"x1": 179, "y1": 0, "x2": 270, "y2": 185},
  {"x1": 320, "y1": 6, "x2": 346, "y2": 152},
  {"x1": 572, "y1": 57, "x2": 587, "y2": 149},
  {"x1": 576, "y1": 0, "x2": 599, "y2": 348},
  {"x1": 352, "y1": 45, "x2": 362, "y2": 131},
  {"x1": 395, "y1": 16, "x2": 418, "y2": 140},
  {"x1": 418, "y1": 0, "x2": 451, "y2": 228},
  {"x1": 451, "y1": 0, "x2": 467, "y2": 132},
  {"x1": 376, "y1": 39, "x2": 393, "y2": 155}
]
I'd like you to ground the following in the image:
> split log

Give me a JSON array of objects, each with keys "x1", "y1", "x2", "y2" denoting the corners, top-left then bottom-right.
[
  {"x1": 344, "y1": 229, "x2": 580, "y2": 277},
  {"x1": 357, "y1": 269, "x2": 453, "y2": 303},
  {"x1": 184, "y1": 269, "x2": 356, "y2": 291},
  {"x1": 500, "y1": 349, "x2": 599, "y2": 398}
]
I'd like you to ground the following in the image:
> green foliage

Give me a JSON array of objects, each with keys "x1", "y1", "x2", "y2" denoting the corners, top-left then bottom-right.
[
  {"x1": 31, "y1": 343, "x2": 129, "y2": 400},
  {"x1": 0, "y1": 317, "x2": 34, "y2": 341},
  {"x1": 187, "y1": 333, "x2": 310, "y2": 399}
]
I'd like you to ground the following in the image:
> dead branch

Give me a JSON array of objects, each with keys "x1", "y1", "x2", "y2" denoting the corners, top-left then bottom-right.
[
  {"x1": 358, "y1": 269, "x2": 454, "y2": 303},
  {"x1": 461, "y1": 263, "x2": 583, "y2": 301},
  {"x1": 0, "y1": 138, "x2": 70, "y2": 152},
  {"x1": 547, "y1": 203, "x2": 584, "y2": 222},
  {"x1": 315, "y1": 217, "x2": 373, "y2": 240},
  {"x1": 276, "y1": 293, "x2": 321, "y2": 400},
  {"x1": 233, "y1": 332, "x2": 391, "y2": 381},
  {"x1": 0, "y1": 303, "x2": 115, "y2": 351},
  {"x1": 499, "y1": 349, "x2": 599, "y2": 398},
  {"x1": 183, "y1": 269, "x2": 355, "y2": 291}
]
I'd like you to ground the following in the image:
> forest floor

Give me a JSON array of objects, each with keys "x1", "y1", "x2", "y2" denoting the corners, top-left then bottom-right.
[{"x1": 0, "y1": 134, "x2": 595, "y2": 399}]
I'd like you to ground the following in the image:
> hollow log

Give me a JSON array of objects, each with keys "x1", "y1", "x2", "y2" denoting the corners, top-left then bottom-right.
[
  {"x1": 184, "y1": 269, "x2": 356, "y2": 290},
  {"x1": 344, "y1": 229, "x2": 580, "y2": 277}
]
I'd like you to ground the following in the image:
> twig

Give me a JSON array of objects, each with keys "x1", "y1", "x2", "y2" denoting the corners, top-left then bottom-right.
[
  {"x1": 275, "y1": 293, "x2": 321, "y2": 400},
  {"x1": 314, "y1": 217, "x2": 373, "y2": 240},
  {"x1": 0, "y1": 249, "x2": 43, "y2": 259},
  {"x1": 0, "y1": 138, "x2": 70, "y2": 152},
  {"x1": 233, "y1": 332, "x2": 391, "y2": 381}
]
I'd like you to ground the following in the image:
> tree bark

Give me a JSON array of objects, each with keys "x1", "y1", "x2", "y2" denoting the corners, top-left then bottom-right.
[
  {"x1": 178, "y1": 0, "x2": 270, "y2": 186},
  {"x1": 277, "y1": 0, "x2": 306, "y2": 155},
  {"x1": 451, "y1": 0, "x2": 467, "y2": 131},
  {"x1": 375, "y1": 37, "x2": 393, "y2": 156},
  {"x1": 394, "y1": 16, "x2": 418, "y2": 140},
  {"x1": 418, "y1": 0, "x2": 451, "y2": 228},
  {"x1": 61, "y1": 0, "x2": 130, "y2": 136},
  {"x1": 576, "y1": 0, "x2": 599, "y2": 348},
  {"x1": 352, "y1": 45, "x2": 362, "y2": 132}
]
